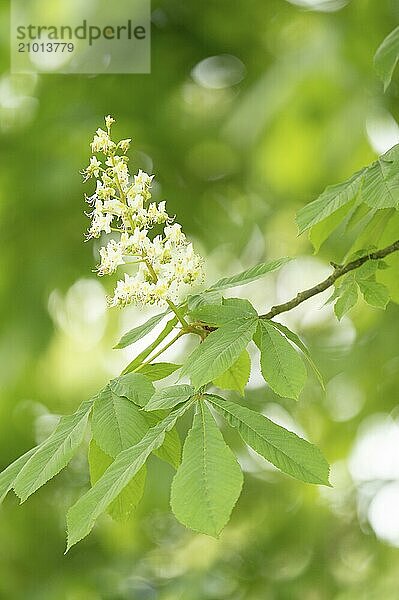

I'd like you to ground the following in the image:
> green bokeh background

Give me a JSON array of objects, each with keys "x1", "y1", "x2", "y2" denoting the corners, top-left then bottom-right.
[{"x1": 1, "y1": 1, "x2": 399, "y2": 598}]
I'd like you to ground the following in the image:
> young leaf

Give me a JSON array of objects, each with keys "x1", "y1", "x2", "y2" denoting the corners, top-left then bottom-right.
[
  {"x1": 114, "y1": 309, "x2": 170, "y2": 349},
  {"x1": 309, "y1": 201, "x2": 356, "y2": 253},
  {"x1": 122, "y1": 316, "x2": 179, "y2": 375},
  {"x1": 0, "y1": 448, "x2": 37, "y2": 503},
  {"x1": 170, "y1": 402, "x2": 243, "y2": 537},
  {"x1": 254, "y1": 320, "x2": 306, "y2": 400},
  {"x1": 91, "y1": 386, "x2": 149, "y2": 458},
  {"x1": 66, "y1": 399, "x2": 195, "y2": 551},
  {"x1": 187, "y1": 291, "x2": 222, "y2": 312},
  {"x1": 189, "y1": 298, "x2": 257, "y2": 326},
  {"x1": 14, "y1": 399, "x2": 93, "y2": 503},
  {"x1": 143, "y1": 411, "x2": 182, "y2": 469},
  {"x1": 334, "y1": 283, "x2": 358, "y2": 320},
  {"x1": 213, "y1": 349, "x2": 251, "y2": 395},
  {"x1": 374, "y1": 25, "x2": 399, "y2": 90},
  {"x1": 144, "y1": 384, "x2": 195, "y2": 411},
  {"x1": 109, "y1": 373, "x2": 154, "y2": 408},
  {"x1": 88, "y1": 440, "x2": 146, "y2": 522},
  {"x1": 207, "y1": 395, "x2": 330, "y2": 486},
  {"x1": 267, "y1": 321, "x2": 324, "y2": 390},
  {"x1": 362, "y1": 148, "x2": 399, "y2": 209},
  {"x1": 181, "y1": 317, "x2": 258, "y2": 389},
  {"x1": 358, "y1": 279, "x2": 390, "y2": 309},
  {"x1": 208, "y1": 257, "x2": 290, "y2": 291},
  {"x1": 296, "y1": 168, "x2": 365, "y2": 235},
  {"x1": 136, "y1": 362, "x2": 181, "y2": 381}
]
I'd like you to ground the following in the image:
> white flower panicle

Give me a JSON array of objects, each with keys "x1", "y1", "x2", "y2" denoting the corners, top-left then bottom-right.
[{"x1": 83, "y1": 116, "x2": 204, "y2": 308}]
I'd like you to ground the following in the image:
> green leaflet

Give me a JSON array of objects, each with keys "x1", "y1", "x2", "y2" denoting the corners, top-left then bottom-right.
[
  {"x1": 170, "y1": 402, "x2": 243, "y2": 537},
  {"x1": 91, "y1": 386, "x2": 149, "y2": 458},
  {"x1": 296, "y1": 168, "x2": 365, "y2": 235},
  {"x1": 213, "y1": 349, "x2": 251, "y2": 395},
  {"x1": 254, "y1": 320, "x2": 306, "y2": 400},
  {"x1": 88, "y1": 440, "x2": 146, "y2": 522},
  {"x1": 362, "y1": 149, "x2": 399, "y2": 209},
  {"x1": 181, "y1": 316, "x2": 258, "y2": 389},
  {"x1": 14, "y1": 398, "x2": 93, "y2": 503},
  {"x1": 207, "y1": 395, "x2": 330, "y2": 486},
  {"x1": 358, "y1": 279, "x2": 390, "y2": 309},
  {"x1": 114, "y1": 309, "x2": 170, "y2": 349},
  {"x1": 189, "y1": 298, "x2": 257, "y2": 327},
  {"x1": 309, "y1": 200, "x2": 356, "y2": 253},
  {"x1": 109, "y1": 373, "x2": 155, "y2": 407},
  {"x1": 0, "y1": 448, "x2": 37, "y2": 503},
  {"x1": 66, "y1": 399, "x2": 195, "y2": 551},
  {"x1": 374, "y1": 25, "x2": 399, "y2": 90},
  {"x1": 136, "y1": 362, "x2": 181, "y2": 381},
  {"x1": 334, "y1": 282, "x2": 358, "y2": 320},
  {"x1": 208, "y1": 257, "x2": 290, "y2": 291},
  {"x1": 145, "y1": 384, "x2": 195, "y2": 411},
  {"x1": 143, "y1": 411, "x2": 182, "y2": 469},
  {"x1": 122, "y1": 316, "x2": 179, "y2": 374},
  {"x1": 268, "y1": 321, "x2": 324, "y2": 390},
  {"x1": 187, "y1": 291, "x2": 222, "y2": 312}
]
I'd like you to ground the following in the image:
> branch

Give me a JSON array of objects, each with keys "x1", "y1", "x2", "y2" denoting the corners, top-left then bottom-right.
[{"x1": 260, "y1": 239, "x2": 399, "y2": 320}]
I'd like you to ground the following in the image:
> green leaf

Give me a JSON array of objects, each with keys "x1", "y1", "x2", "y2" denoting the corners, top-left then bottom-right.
[
  {"x1": 187, "y1": 291, "x2": 222, "y2": 312},
  {"x1": 296, "y1": 168, "x2": 365, "y2": 235},
  {"x1": 358, "y1": 279, "x2": 390, "y2": 309},
  {"x1": 66, "y1": 399, "x2": 194, "y2": 551},
  {"x1": 109, "y1": 373, "x2": 155, "y2": 407},
  {"x1": 309, "y1": 200, "x2": 356, "y2": 253},
  {"x1": 213, "y1": 349, "x2": 251, "y2": 395},
  {"x1": 114, "y1": 309, "x2": 170, "y2": 349},
  {"x1": 145, "y1": 384, "x2": 195, "y2": 411},
  {"x1": 122, "y1": 316, "x2": 179, "y2": 374},
  {"x1": 189, "y1": 298, "x2": 257, "y2": 326},
  {"x1": 0, "y1": 448, "x2": 37, "y2": 503},
  {"x1": 14, "y1": 399, "x2": 93, "y2": 502},
  {"x1": 171, "y1": 402, "x2": 243, "y2": 537},
  {"x1": 208, "y1": 258, "x2": 290, "y2": 291},
  {"x1": 88, "y1": 440, "x2": 146, "y2": 522},
  {"x1": 135, "y1": 362, "x2": 181, "y2": 381},
  {"x1": 143, "y1": 411, "x2": 182, "y2": 469},
  {"x1": 254, "y1": 320, "x2": 306, "y2": 400},
  {"x1": 91, "y1": 386, "x2": 149, "y2": 458},
  {"x1": 268, "y1": 321, "x2": 324, "y2": 390},
  {"x1": 334, "y1": 282, "x2": 358, "y2": 320},
  {"x1": 374, "y1": 25, "x2": 399, "y2": 90},
  {"x1": 207, "y1": 395, "x2": 330, "y2": 486},
  {"x1": 181, "y1": 316, "x2": 258, "y2": 389},
  {"x1": 362, "y1": 148, "x2": 399, "y2": 209}
]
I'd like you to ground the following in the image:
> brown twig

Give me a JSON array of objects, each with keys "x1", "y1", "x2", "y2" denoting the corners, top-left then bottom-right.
[{"x1": 260, "y1": 239, "x2": 399, "y2": 320}]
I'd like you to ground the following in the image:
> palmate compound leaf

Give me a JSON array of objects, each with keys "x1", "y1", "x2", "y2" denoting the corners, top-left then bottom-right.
[
  {"x1": 13, "y1": 398, "x2": 93, "y2": 503},
  {"x1": 374, "y1": 25, "x2": 399, "y2": 91},
  {"x1": 207, "y1": 395, "x2": 330, "y2": 486},
  {"x1": 88, "y1": 440, "x2": 146, "y2": 522},
  {"x1": 145, "y1": 384, "x2": 195, "y2": 411},
  {"x1": 180, "y1": 315, "x2": 258, "y2": 389},
  {"x1": 213, "y1": 349, "x2": 251, "y2": 395},
  {"x1": 254, "y1": 320, "x2": 307, "y2": 400},
  {"x1": 334, "y1": 281, "x2": 358, "y2": 320},
  {"x1": 170, "y1": 401, "x2": 243, "y2": 537},
  {"x1": 114, "y1": 309, "x2": 170, "y2": 349},
  {"x1": 91, "y1": 385, "x2": 150, "y2": 458},
  {"x1": 66, "y1": 398, "x2": 195, "y2": 551},
  {"x1": 208, "y1": 257, "x2": 291, "y2": 292}
]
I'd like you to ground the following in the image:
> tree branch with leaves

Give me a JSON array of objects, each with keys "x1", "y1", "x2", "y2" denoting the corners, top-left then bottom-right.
[{"x1": 1, "y1": 103, "x2": 399, "y2": 553}]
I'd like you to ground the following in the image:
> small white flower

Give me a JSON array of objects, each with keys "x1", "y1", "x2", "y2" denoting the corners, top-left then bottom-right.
[{"x1": 105, "y1": 115, "x2": 115, "y2": 129}]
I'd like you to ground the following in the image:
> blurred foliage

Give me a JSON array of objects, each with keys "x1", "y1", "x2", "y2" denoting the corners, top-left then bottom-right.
[{"x1": 1, "y1": 0, "x2": 399, "y2": 598}]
